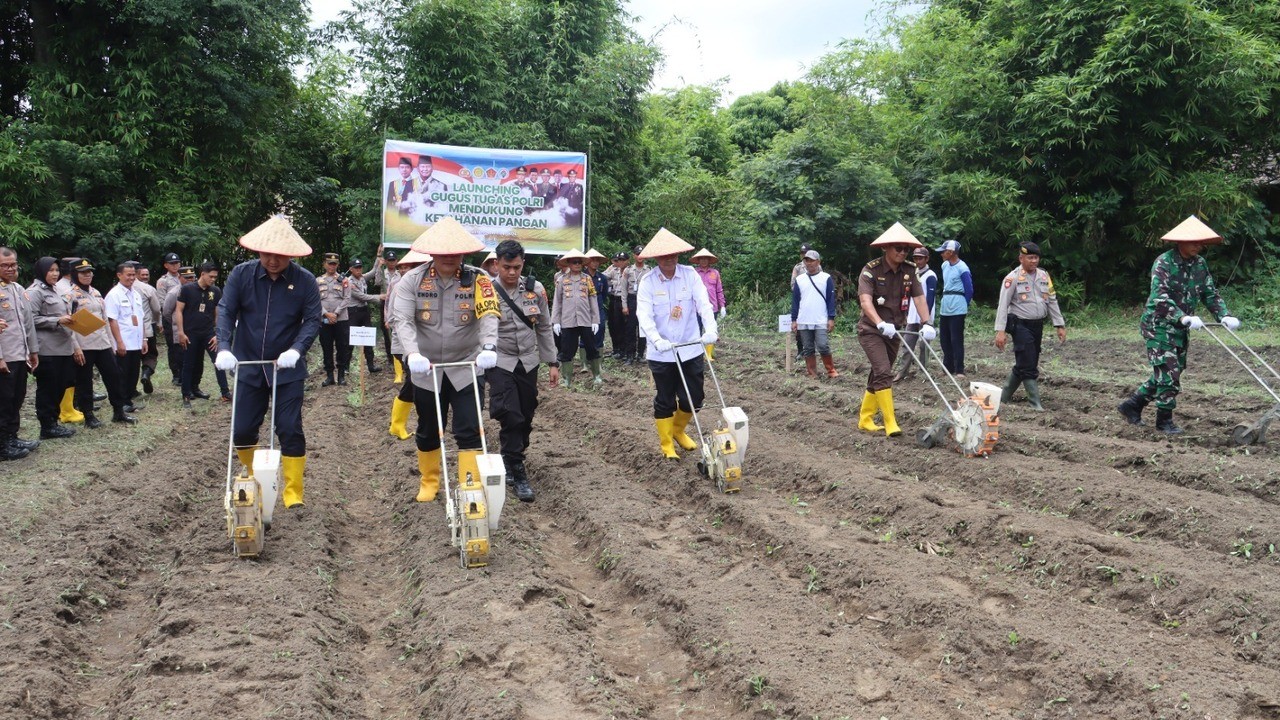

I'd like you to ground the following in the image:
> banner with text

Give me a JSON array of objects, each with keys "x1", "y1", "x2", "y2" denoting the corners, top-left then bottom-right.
[{"x1": 381, "y1": 140, "x2": 587, "y2": 256}]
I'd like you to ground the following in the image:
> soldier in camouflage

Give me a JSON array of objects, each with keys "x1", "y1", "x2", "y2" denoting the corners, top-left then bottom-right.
[{"x1": 1117, "y1": 216, "x2": 1240, "y2": 434}]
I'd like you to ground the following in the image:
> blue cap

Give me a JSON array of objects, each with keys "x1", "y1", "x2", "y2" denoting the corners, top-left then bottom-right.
[{"x1": 934, "y1": 239, "x2": 961, "y2": 253}]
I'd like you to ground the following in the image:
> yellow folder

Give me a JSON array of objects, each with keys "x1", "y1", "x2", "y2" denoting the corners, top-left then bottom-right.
[{"x1": 67, "y1": 308, "x2": 106, "y2": 336}]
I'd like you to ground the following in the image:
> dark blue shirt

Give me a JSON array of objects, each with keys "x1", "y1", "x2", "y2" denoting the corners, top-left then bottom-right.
[
  {"x1": 216, "y1": 259, "x2": 322, "y2": 386},
  {"x1": 590, "y1": 270, "x2": 608, "y2": 313}
]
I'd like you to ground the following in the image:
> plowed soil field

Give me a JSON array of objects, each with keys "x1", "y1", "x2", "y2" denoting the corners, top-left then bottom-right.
[{"x1": 3, "y1": 330, "x2": 1279, "y2": 720}]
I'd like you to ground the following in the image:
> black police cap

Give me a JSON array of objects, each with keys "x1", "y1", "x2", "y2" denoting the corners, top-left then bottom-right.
[
  {"x1": 612, "y1": 251, "x2": 628, "y2": 261},
  {"x1": 383, "y1": 249, "x2": 398, "y2": 261},
  {"x1": 1019, "y1": 241, "x2": 1042, "y2": 256},
  {"x1": 349, "y1": 258, "x2": 363, "y2": 268},
  {"x1": 163, "y1": 252, "x2": 180, "y2": 263}
]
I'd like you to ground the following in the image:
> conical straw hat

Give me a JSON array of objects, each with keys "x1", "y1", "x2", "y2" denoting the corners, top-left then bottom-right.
[
  {"x1": 483, "y1": 251, "x2": 497, "y2": 262},
  {"x1": 561, "y1": 248, "x2": 588, "y2": 261},
  {"x1": 399, "y1": 249, "x2": 431, "y2": 266},
  {"x1": 584, "y1": 248, "x2": 607, "y2": 260},
  {"x1": 639, "y1": 227, "x2": 694, "y2": 259},
  {"x1": 691, "y1": 248, "x2": 718, "y2": 263},
  {"x1": 870, "y1": 222, "x2": 923, "y2": 248},
  {"x1": 410, "y1": 216, "x2": 485, "y2": 255},
  {"x1": 1161, "y1": 215, "x2": 1222, "y2": 244},
  {"x1": 239, "y1": 215, "x2": 313, "y2": 257}
]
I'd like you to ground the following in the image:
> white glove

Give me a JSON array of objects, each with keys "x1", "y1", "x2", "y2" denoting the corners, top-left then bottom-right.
[
  {"x1": 719, "y1": 307, "x2": 727, "y2": 319},
  {"x1": 276, "y1": 348, "x2": 301, "y2": 368},
  {"x1": 1222, "y1": 316, "x2": 1241, "y2": 331},
  {"x1": 920, "y1": 324, "x2": 937, "y2": 342},
  {"x1": 591, "y1": 323, "x2": 599, "y2": 334},
  {"x1": 1180, "y1": 315, "x2": 1204, "y2": 330},
  {"x1": 553, "y1": 323, "x2": 562, "y2": 335},
  {"x1": 476, "y1": 349, "x2": 497, "y2": 370},
  {"x1": 653, "y1": 338, "x2": 673, "y2": 353},
  {"x1": 407, "y1": 352, "x2": 432, "y2": 374},
  {"x1": 215, "y1": 351, "x2": 238, "y2": 371},
  {"x1": 876, "y1": 322, "x2": 897, "y2": 339},
  {"x1": 700, "y1": 330, "x2": 718, "y2": 345}
]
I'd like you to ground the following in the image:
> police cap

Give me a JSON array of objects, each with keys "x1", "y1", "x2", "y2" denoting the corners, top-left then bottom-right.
[
  {"x1": 349, "y1": 258, "x2": 363, "y2": 268},
  {"x1": 1018, "y1": 241, "x2": 1041, "y2": 256},
  {"x1": 324, "y1": 252, "x2": 339, "y2": 264},
  {"x1": 163, "y1": 252, "x2": 180, "y2": 264}
]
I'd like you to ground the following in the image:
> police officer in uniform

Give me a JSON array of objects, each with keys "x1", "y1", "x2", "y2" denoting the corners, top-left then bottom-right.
[
  {"x1": 134, "y1": 263, "x2": 161, "y2": 394},
  {"x1": 551, "y1": 249, "x2": 602, "y2": 387},
  {"x1": 28, "y1": 257, "x2": 80, "y2": 439},
  {"x1": 856, "y1": 223, "x2": 935, "y2": 437},
  {"x1": 386, "y1": 250, "x2": 430, "y2": 441},
  {"x1": 487, "y1": 239, "x2": 558, "y2": 502},
  {"x1": 317, "y1": 252, "x2": 352, "y2": 386},
  {"x1": 345, "y1": 258, "x2": 384, "y2": 373},
  {"x1": 1117, "y1": 215, "x2": 1238, "y2": 434},
  {"x1": 215, "y1": 216, "x2": 322, "y2": 509},
  {"x1": 994, "y1": 241, "x2": 1067, "y2": 410},
  {"x1": 0, "y1": 246, "x2": 40, "y2": 459},
  {"x1": 603, "y1": 251, "x2": 628, "y2": 357},
  {"x1": 621, "y1": 245, "x2": 650, "y2": 363},
  {"x1": 371, "y1": 247, "x2": 401, "y2": 372},
  {"x1": 584, "y1": 248, "x2": 609, "y2": 359},
  {"x1": 388, "y1": 217, "x2": 499, "y2": 503},
  {"x1": 155, "y1": 252, "x2": 184, "y2": 385},
  {"x1": 68, "y1": 259, "x2": 135, "y2": 427}
]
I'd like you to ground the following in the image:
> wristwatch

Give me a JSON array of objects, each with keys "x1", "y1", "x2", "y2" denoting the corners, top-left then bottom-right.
[
  {"x1": 482, "y1": 343, "x2": 496, "y2": 352},
  {"x1": 548, "y1": 362, "x2": 560, "y2": 368}
]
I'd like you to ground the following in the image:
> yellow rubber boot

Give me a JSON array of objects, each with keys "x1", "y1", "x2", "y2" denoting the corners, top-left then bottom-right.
[
  {"x1": 874, "y1": 389, "x2": 903, "y2": 437},
  {"x1": 654, "y1": 417, "x2": 678, "y2": 459},
  {"x1": 60, "y1": 388, "x2": 85, "y2": 423},
  {"x1": 236, "y1": 448, "x2": 256, "y2": 469},
  {"x1": 393, "y1": 356, "x2": 404, "y2": 384},
  {"x1": 857, "y1": 391, "x2": 883, "y2": 433},
  {"x1": 388, "y1": 397, "x2": 413, "y2": 440},
  {"x1": 456, "y1": 449, "x2": 482, "y2": 490},
  {"x1": 416, "y1": 448, "x2": 441, "y2": 502},
  {"x1": 671, "y1": 409, "x2": 699, "y2": 451},
  {"x1": 705, "y1": 344, "x2": 715, "y2": 361},
  {"x1": 281, "y1": 455, "x2": 306, "y2": 507}
]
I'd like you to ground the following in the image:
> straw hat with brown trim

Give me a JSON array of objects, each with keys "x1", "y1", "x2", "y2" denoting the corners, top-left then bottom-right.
[
  {"x1": 639, "y1": 227, "x2": 694, "y2": 259},
  {"x1": 410, "y1": 216, "x2": 485, "y2": 255},
  {"x1": 870, "y1": 222, "x2": 923, "y2": 248},
  {"x1": 691, "y1": 248, "x2": 718, "y2": 263},
  {"x1": 1161, "y1": 215, "x2": 1223, "y2": 244},
  {"x1": 584, "y1": 248, "x2": 607, "y2": 260},
  {"x1": 398, "y1": 249, "x2": 431, "y2": 266},
  {"x1": 561, "y1": 248, "x2": 588, "y2": 262},
  {"x1": 483, "y1": 251, "x2": 497, "y2": 263},
  {"x1": 239, "y1": 215, "x2": 313, "y2": 257}
]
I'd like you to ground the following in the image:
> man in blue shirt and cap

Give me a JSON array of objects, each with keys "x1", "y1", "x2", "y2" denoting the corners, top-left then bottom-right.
[{"x1": 934, "y1": 239, "x2": 973, "y2": 379}]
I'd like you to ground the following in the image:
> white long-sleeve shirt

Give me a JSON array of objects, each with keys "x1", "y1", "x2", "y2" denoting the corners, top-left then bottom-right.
[
  {"x1": 637, "y1": 263, "x2": 717, "y2": 363},
  {"x1": 104, "y1": 283, "x2": 145, "y2": 350}
]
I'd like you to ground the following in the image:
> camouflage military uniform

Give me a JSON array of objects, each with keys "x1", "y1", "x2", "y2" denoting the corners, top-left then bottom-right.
[{"x1": 1135, "y1": 249, "x2": 1229, "y2": 410}]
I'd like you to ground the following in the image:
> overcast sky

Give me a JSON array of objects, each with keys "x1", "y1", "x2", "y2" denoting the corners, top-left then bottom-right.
[{"x1": 308, "y1": 0, "x2": 894, "y2": 102}]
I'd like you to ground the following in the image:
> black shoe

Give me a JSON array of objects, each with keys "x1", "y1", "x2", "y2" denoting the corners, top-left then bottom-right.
[
  {"x1": 321, "y1": 375, "x2": 336, "y2": 387},
  {"x1": 141, "y1": 368, "x2": 154, "y2": 394},
  {"x1": 123, "y1": 403, "x2": 144, "y2": 413},
  {"x1": 337, "y1": 373, "x2": 347, "y2": 386},
  {"x1": 1, "y1": 440, "x2": 31, "y2": 461},
  {"x1": 112, "y1": 409, "x2": 138, "y2": 424},
  {"x1": 170, "y1": 377, "x2": 181, "y2": 387},
  {"x1": 221, "y1": 391, "x2": 232, "y2": 402},
  {"x1": 508, "y1": 462, "x2": 535, "y2": 502},
  {"x1": 182, "y1": 398, "x2": 193, "y2": 409},
  {"x1": 11, "y1": 436, "x2": 39, "y2": 451},
  {"x1": 1117, "y1": 394, "x2": 1148, "y2": 426},
  {"x1": 368, "y1": 363, "x2": 382, "y2": 373},
  {"x1": 1155, "y1": 408, "x2": 1184, "y2": 435},
  {"x1": 191, "y1": 389, "x2": 210, "y2": 400},
  {"x1": 94, "y1": 392, "x2": 107, "y2": 402},
  {"x1": 40, "y1": 424, "x2": 76, "y2": 439},
  {"x1": 84, "y1": 416, "x2": 103, "y2": 429}
]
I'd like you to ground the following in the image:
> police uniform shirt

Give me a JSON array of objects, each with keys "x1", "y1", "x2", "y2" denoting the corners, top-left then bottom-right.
[
  {"x1": 0, "y1": 279, "x2": 38, "y2": 362},
  {"x1": 603, "y1": 264, "x2": 625, "y2": 297},
  {"x1": 637, "y1": 264, "x2": 717, "y2": 363},
  {"x1": 550, "y1": 271, "x2": 600, "y2": 328},
  {"x1": 994, "y1": 267, "x2": 1065, "y2": 332},
  {"x1": 104, "y1": 283, "x2": 145, "y2": 350},
  {"x1": 346, "y1": 274, "x2": 380, "y2": 308},
  {"x1": 156, "y1": 272, "x2": 182, "y2": 303},
  {"x1": 493, "y1": 276, "x2": 556, "y2": 373},
  {"x1": 177, "y1": 281, "x2": 221, "y2": 335},
  {"x1": 135, "y1": 280, "x2": 160, "y2": 338},
  {"x1": 623, "y1": 263, "x2": 649, "y2": 294},
  {"x1": 856, "y1": 258, "x2": 923, "y2": 332},
  {"x1": 70, "y1": 284, "x2": 113, "y2": 351},
  {"x1": 317, "y1": 273, "x2": 352, "y2": 322},
  {"x1": 162, "y1": 284, "x2": 183, "y2": 325},
  {"x1": 28, "y1": 281, "x2": 80, "y2": 356},
  {"x1": 216, "y1": 259, "x2": 323, "y2": 387},
  {"x1": 388, "y1": 262, "x2": 499, "y2": 391}
]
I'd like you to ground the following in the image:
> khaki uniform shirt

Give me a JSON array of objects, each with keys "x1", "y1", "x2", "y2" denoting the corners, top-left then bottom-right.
[
  {"x1": 550, "y1": 272, "x2": 599, "y2": 328},
  {"x1": 135, "y1": 280, "x2": 160, "y2": 337},
  {"x1": 857, "y1": 257, "x2": 923, "y2": 333},
  {"x1": 346, "y1": 274, "x2": 381, "y2": 309},
  {"x1": 28, "y1": 281, "x2": 79, "y2": 356},
  {"x1": 388, "y1": 262, "x2": 499, "y2": 390},
  {"x1": 0, "y1": 280, "x2": 38, "y2": 361},
  {"x1": 994, "y1": 267, "x2": 1065, "y2": 332},
  {"x1": 156, "y1": 273, "x2": 182, "y2": 306},
  {"x1": 493, "y1": 276, "x2": 556, "y2": 373},
  {"x1": 623, "y1": 263, "x2": 649, "y2": 294},
  {"x1": 603, "y1": 265, "x2": 625, "y2": 297},
  {"x1": 317, "y1": 273, "x2": 351, "y2": 322},
  {"x1": 70, "y1": 284, "x2": 114, "y2": 351}
]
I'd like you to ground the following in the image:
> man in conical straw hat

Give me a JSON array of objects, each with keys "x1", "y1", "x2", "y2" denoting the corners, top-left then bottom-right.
[
  {"x1": 481, "y1": 250, "x2": 498, "y2": 278},
  {"x1": 636, "y1": 228, "x2": 719, "y2": 459},
  {"x1": 691, "y1": 248, "x2": 727, "y2": 361},
  {"x1": 855, "y1": 222, "x2": 936, "y2": 438},
  {"x1": 387, "y1": 217, "x2": 500, "y2": 503},
  {"x1": 551, "y1": 248, "x2": 602, "y2": 387},
  {"x1": 1116, "y1": 215, "x2": 1239, "y2": 435},
  {"x1": 583, "y1": 248, "x2": 610, "y2": 363},
  {"x1": 215, "y1": 215, "x2": 323, "y2": 510}
]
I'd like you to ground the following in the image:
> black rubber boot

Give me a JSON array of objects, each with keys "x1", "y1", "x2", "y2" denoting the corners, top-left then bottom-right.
[
  {"x1": 1001, "y1": 371, "x2": 1021, "y2": 404},
  {"x1": 508, "y1": 461, "x2": 535, "y2": 503},
  {"x1": 337, "y1": 370, "x2": 347, "y2": 386},
  {"x1": 1117, "y1": 394, "x2": 1148, "y2": 425},
  {"x1": 322, "y1": 373, "x2": 336, "y2": 387},
  {"x1": 1155, "y1": 408, "x2": 1183, "y2": 435}
]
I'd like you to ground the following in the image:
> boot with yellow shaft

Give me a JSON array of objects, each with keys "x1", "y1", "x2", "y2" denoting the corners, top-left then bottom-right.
[
  {"x1": 873, "y1": 388, "x2": 903, "y2": 437},
  {"x1": 281, "y1": 455, "x2": 306, "y2": 507},
  {"x1": 671, "y1": 408, "x2": 699, "y2": 451},
  {"x1": 857, "y1": 391, "x2": 883, "y2": 433},
  {"x1": 388, "y1": 397, "x2": 413, "y2": 440},
  {"x1": 416, "y1": 448, "x2": 441, "y2": 502},
  {"x1": 60, "y1": 388, "x2": 85, "y2": 423},
  {"x1": 654, "y1": 417, "x2": 679, "y2": 459}
]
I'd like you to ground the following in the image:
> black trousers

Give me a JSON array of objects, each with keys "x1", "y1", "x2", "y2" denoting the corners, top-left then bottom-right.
[
  {"x1": 319, "y1": 320, "x2": 350, "y2": 375},
  {"x1": 142, "y1": 329, "x2": 159, "y2": 371},
  {"x1": 347, "y1": 306, "x2": 377, "y2": 366},
  {"x1": 163, "y1": 318, "x2": 183, "y2": 380},
  {"x1": 607, "y1": 295, "x2": 626, "y2": 354},
  {"x1": 0, "y1": 362, "x2": 29, "y2": 439},
  {"x1": 76, "y1": 348, "x2": 127, "y2": 415},
  {"x1": 412, "y1": 373, "x2": 482, "y2": 453},
  {"x1": 939, "y1": 314, "x2": 966, "y2": 375},
  {"x1": 33, "y1": 354, "x2": 75, "y2": 427},
  {"x1": 1008, "y1": 316, "x2": 1046, "y2": 381},
  {"x1": 119, "y1": 349, "x2": 142, "y2": 400},
  {"x1": 558, "y1": 327, "x2": 599, "y2": 362},
  {"x1": 486, "y1": 363, "x2": 538, "y2": 465},
  {"x1": 181, "y1": 331, "x2": 229, "y2": 397},
  {"x1": 621, "y1": 293, "x2": 640, "y2": 357},
  {"x1": 380, "y1": 308, "x2": 394, "y2": 363},
  {"x1": 232, "y1": 378, "x2": 306, "y2": 456},
  {"x1": 649, "y1": 356, "x2": 705, "y2": 418}
]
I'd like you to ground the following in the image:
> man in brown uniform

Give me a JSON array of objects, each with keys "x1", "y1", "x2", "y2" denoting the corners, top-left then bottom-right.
[
  {"x1": 856, "y1": 223, "x2": 935, "y2": 437},
  {"x1": 551, "y1": 248, "x2": 601, "y2": 387},
  {"x1": 0, "y1": 247, "x2": 40, "y2": 459},
  {"x1": 388, "y1": 217, "x2": 500, "y2": 503}
]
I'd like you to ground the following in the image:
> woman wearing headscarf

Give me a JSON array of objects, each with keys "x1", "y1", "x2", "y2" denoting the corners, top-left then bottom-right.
[
  {"x1": 68, "y1": 259, "x2": 136, "y2": 426},
  {"x1": 27, "y1": 257, "x2": 80, "y2": 439}
]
